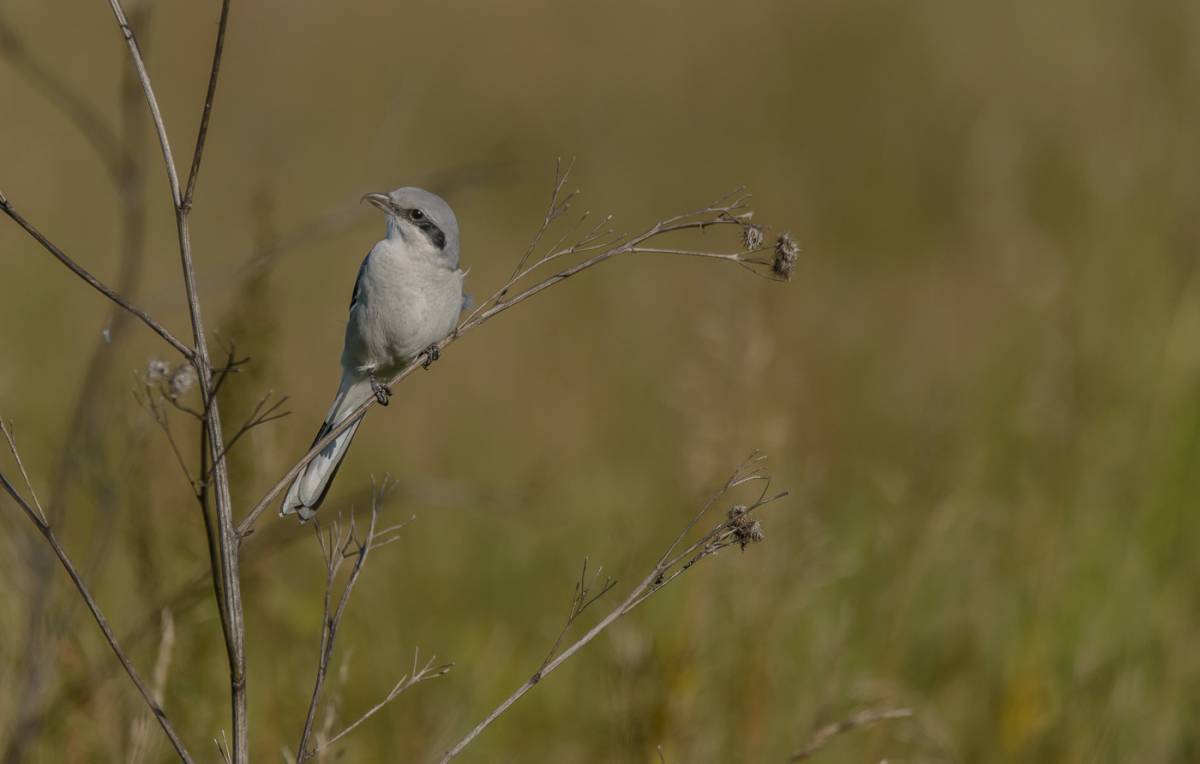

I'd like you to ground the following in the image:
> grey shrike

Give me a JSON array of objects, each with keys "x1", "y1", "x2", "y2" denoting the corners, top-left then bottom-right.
[{"x1": 281, "y1": 187, "x2": 466, "y2": 521}]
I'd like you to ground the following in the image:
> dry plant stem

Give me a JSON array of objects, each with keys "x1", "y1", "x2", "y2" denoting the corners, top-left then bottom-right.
[
  {"x1": 23, "y1": 482, "x2": 383, "y2": 736},
  {"x1": 295, "y1": 492, "x2": 450, "y2": 761},
  {"x1": 494, "y1": 156, "x2": 578, "y2": 305},
  {"x1": 0, "y1": 197, "x2": 192, "y2": 358},
  {"x1": 295, "y1": 506, "x2": 379, "y2": 762},
  {"x1": 788, "y1": 708, "x2": 915, "y2": 761},
  {"x1": 238, "y1": 185, "x2": 775, "y2": 537},
  {"x1": 106, "y1": 1, "x2": 247, "y2": 760},
  {"x1": 311, "y1": 650, "x2": 450, "y2": 757},
  {"x1": 183, "y1": 0, "x2": 231, "y2": 208},
  {"x1": 0, "y1": 426, "x2": 195, "y2": 763},
  {"x1": 438, "y1": 455, "x2": 785, "y2": 762}
]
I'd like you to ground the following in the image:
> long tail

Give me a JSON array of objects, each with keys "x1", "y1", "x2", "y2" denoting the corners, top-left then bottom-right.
[{"x1": 280, "y1": 373, "x2": 373, "y2": 521}]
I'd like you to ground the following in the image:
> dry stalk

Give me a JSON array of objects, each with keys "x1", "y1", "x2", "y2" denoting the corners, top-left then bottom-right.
[
  {"x1": 437, "y1": 453, "x2": 787, "y2": 762},
  {"x1": 295, "y1": 481, "x2": 449, "y2": 762}
]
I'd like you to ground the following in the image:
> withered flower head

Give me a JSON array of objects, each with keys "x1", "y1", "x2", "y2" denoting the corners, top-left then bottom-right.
[
  {"x1": 742, "y1": 222, "x2": 765, "y2": 250},
  {"x1": 727, "y1": 504, "x2": 765, "y2": 550},
  {"x1": 168, "y1": 364, "x2": 197, "y2": 400},
  {"x1": 146, "y1": 358, "x2": 171, "y2": 382},
  {"x1": 773, "y1": 232, "x2": 799, "y2": 280}
]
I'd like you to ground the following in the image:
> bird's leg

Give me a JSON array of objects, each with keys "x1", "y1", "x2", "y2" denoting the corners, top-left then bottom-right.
[
  {"x1": 368, "y1": 373, "x2": 391, "y2": 406},
  {"x1": 421, "y1": 343, "x2": 441, "y2": 370}
]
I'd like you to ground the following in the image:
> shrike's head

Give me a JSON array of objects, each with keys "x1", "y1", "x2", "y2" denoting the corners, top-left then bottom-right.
[{"x1": 362, "y1": 187, "x2": 460, "y2": 268}]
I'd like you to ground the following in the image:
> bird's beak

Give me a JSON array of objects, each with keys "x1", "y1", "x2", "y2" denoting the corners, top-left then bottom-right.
[{"x1": 361, "y1": 192, "x2": 394, "y2": 215}]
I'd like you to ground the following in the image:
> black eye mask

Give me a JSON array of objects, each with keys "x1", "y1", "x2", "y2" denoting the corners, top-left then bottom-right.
[{"x1": 409, "y1": 210, "x2": 446, "y2": 250}]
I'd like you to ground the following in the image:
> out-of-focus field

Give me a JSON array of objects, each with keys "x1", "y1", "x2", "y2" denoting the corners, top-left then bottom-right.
[{"x1": 2, "y1": 0, "x2": 1199, "y2": 761}]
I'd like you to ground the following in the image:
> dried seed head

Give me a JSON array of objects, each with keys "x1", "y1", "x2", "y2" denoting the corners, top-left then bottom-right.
[
  {"x1": 146, "y1": 359, "x2": 171, "y2": 382},
  {"x1": 727, "y1": 504, "x2": 765, "y2": 550},
  {"x1": 773, "y1": 232, "x2": 799, "y2": 280},
  {"x1": 168, "y1": 364, "x2": 197, "y2": 399},
  {"x1": 742, "y1": 223, "x2": 765, "y2": 250}
]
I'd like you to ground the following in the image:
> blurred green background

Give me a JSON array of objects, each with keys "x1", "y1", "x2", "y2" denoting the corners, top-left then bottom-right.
[{"x1": 3, "y1": 0, "x2": 1200, "y2": 761}]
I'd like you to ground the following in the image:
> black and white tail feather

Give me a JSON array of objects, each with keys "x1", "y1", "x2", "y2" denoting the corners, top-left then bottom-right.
[{"x1": 279, "y1": 374, "x2": 373, "y2": 521}]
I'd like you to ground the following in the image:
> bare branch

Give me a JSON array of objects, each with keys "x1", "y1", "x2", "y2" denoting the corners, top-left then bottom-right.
[
  {"x1": 11, "y1": 480, "x2": 419, "y2": 752},
  {"x1": 0, "y1": 421, "x2": 195, "y2": 763},
  {"x1": 182, "y1": 0, "x2": 231, "y2": 208},
  {"x1": 0, "y1": 196, "x2": 193, "y2": 358},
  {"x1": 437, "y1": 454, "x2": 787, "y2": 762},
  {"x1": 295, "y1": 481, "x2": 446, "y2": 762},
  {"x1": 201, "y1": 392, "x2": 291, "y2": 484},
  {"x1": 106, "y1": 0, "x2": 182, "y2": 207},
  {"x1": 0, "y1": 420, "x2": 46, "y2": 525},
  {"x1": 788, "y1": 708, "x2": 915, "y2": 761},
  {"x1": 539, "y1": 558, "x2": 616, "y2": 673},
  {"x1": 106, "y1": 1, "x2": 247, "y2": 759},
  {"x1": 493, "y1": 156, "x2": 579, "y2": 306},
  {"x1": 294, "y1": 488, "x2": 380, "y2": 762},
  {"x1": 312, "y1": 649, "x2": 451, "y2": 757}
]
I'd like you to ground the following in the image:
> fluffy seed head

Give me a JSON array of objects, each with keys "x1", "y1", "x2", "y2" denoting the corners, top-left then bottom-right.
[
  {"x1": 168, "y1": 365, "x2": 197, "y2": 399},
  {"x1": 742, "y1": 223, "x2": 765, "y2": 250},
  {"x1": 773, "y1": 232, "x2": 799, "y2": 280}
]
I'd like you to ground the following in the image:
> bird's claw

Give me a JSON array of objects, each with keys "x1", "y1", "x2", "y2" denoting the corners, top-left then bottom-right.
[
  {"x1": 369, "y1": 374, "x2": 391, "y2": 406},
  {"x1": 421, "y1": 344, "x2": 440, "y2": 370}
]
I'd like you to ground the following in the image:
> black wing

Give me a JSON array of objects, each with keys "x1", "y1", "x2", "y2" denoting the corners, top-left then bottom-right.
[{"x1": 348, "y1": 256, "x2": 367, "y2": 312}]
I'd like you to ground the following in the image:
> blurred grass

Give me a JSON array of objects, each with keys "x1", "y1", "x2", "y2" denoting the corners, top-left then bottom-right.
[{"x1": 3, "y1": 0, "x2": 1200, "y2": 761}]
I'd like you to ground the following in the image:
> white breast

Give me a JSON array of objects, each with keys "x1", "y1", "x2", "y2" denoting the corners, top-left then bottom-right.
[{"x1": 341, "y1": 239, "x2": 464, "y2": 376}]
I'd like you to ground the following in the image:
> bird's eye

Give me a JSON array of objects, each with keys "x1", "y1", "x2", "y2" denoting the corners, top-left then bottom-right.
[{"x1": 410, "y1": 209, "x2": 425, "y2": 221}]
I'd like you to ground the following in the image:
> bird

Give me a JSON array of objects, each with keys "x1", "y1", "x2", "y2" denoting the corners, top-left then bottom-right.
[{"x1": 280, "y1": 187, "x2": 466, "y2": 521}]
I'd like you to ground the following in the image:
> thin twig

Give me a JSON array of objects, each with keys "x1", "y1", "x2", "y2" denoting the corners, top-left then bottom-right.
[
  {"x1": 539, "y1": 558, "x2": 616, "y2": 672},
  {"x1": 200, "y1": 392, "x2": 290, "y2": 484},
  {"x1": 437, "y1": 454, "x2": 786, "y2": 762},
  {"x1": 0, "y1": 426, "x2": 195, "y2": 763},
  {"x1": 788, "y1": 708, "x2": 915, "y2": 761},
  {"x1": 493, "y1": 156, "x2": 578, "y2": 306},
  {"x1": 296, "y1": 481, "x2": 442, "y2": 762},
  {"x1": 0, "y1": 420, "x2": 46, "y2": 525},
  {"x1": 294, "y1": 502, "x2": 378, "y2": 762},
  {"x1": 182, "y1": 0, "x2": 231, "y2": 209},
  {"x1": 0, "y1": 196, "x2": 193, "y2": 358},
  {"x1": 312, "y1": 649, "x2": 451, "y2": 756},
  {"x1": 15, "y1": 482, "x2": 388, "y2": 738}
]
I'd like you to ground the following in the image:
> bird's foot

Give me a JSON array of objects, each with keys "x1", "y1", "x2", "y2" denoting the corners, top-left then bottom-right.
[
  {"x1": 369, "y1": 374, "x2": 391, "y2": 406},
  {"x1": 421, "y1": 344, "x2": 440, "y2": 370}
]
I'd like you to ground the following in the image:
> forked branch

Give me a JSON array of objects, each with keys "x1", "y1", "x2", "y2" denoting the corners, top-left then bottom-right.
[{"x1": 294, "y1": 482, "x2": 449, "y2": 762}]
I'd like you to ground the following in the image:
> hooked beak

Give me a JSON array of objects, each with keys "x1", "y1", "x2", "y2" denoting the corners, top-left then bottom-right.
[{"x1": 361, "y1": 192, "x2": 395, "y2": 215}]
